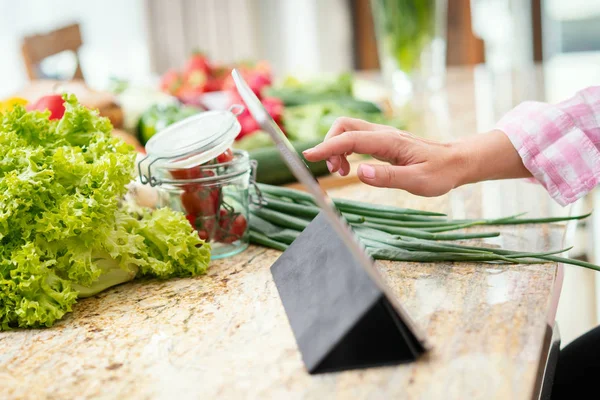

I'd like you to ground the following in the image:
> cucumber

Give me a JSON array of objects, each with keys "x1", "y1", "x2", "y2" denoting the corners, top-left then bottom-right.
[
  {"x1": 248, "y1": 139, "x2": 330, "y2": 185},
  {"x1": 266, "y1": 89, "x2": 382, "y2": 114}
]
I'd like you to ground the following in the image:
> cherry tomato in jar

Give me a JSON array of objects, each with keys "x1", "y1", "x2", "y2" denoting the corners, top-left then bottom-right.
[
  {"x1": 185, "y1": 213, "x2": 196, "y2": 227},
  {"x1": 216, "y1": 149, "x2": 234, "y2": 164},
  {"x1": 180, "y1": 187, "x2": 220, "y2": 216},
  {"x1": 170, "y1": 167, "x2": 216, "y2": 181},
  {"x1": 196, "y1": 215, "x2": 217, "y2": 241},
  {"x1": 216, "y1": 209, "x2": 248, "y2": 244}
]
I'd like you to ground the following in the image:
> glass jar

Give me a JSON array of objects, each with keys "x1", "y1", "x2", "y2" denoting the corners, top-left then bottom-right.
[{"x1": 137, "y1": 105, "x2": 258, "y2": 259}]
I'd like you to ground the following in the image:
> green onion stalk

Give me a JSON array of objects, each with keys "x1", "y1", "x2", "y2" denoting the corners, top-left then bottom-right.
[{"x1": 248, "y1": 184, "x2": 597, "y2": 272}]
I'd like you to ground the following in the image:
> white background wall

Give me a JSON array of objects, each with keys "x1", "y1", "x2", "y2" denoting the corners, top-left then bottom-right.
[
  {"x1": 0, "y1": 0, "x2": 150, "y2": 97},
  {"x1": 0, "y1": 0, "x2": 354, "y2": 99}
]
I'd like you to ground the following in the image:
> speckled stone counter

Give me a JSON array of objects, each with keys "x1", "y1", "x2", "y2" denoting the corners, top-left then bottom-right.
[{"x1": 0, "y1": 179, "x2": 570, "y2": 400}]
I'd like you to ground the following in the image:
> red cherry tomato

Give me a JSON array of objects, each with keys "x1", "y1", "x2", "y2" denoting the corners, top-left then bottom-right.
[
  {"x1": 170, "y1": 167, "x2": 215, "y2": 181},
  {"x1": 181, "y1": 191, "x2": 200, "y2": 215},
  {"x1": 216, "y1": 149, "x2": 234, "y2": 164},
  {"x1": 180, "y1": 187, "x2": 219, "y2": 216},
  {"x1": 197, "y1": 215, "x2": 217, "y2": 241},
  {"x1": 230, "y1": 214, "x2": 248, "y2": 237},
  {"x1": 217, "y1": 210, "x2": 247, "y2": 243},
  {"x1": 185, "y1": 214, "x2": 197, "y2": 227}
]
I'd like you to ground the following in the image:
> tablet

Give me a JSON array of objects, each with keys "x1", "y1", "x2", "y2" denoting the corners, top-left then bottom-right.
[{"x1": 232, "y1": 69, "x2": 429, "y2": 348}]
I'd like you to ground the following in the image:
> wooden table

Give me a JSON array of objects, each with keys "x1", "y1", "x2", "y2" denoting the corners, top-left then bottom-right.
[{"x1": 0, "y1": 65, "x2": 581, "y2": 399}]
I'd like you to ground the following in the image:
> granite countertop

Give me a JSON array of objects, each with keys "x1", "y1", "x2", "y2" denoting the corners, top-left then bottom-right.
[{"x1": 0, "y1": 179, "x2": 569, "y2": 400}]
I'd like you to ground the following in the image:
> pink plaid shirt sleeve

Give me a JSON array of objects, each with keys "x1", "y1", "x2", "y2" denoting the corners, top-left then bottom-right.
[{"x1": 495, "y1": 86, "x2": 600, "y2": 206}]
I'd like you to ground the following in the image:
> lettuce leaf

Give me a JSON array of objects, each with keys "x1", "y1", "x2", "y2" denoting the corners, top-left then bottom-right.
[{"x1": 0, "y1": 95, "x2": 210, "y2": 329}]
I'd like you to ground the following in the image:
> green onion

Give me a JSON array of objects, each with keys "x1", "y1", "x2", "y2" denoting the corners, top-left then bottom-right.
[
  {"x1": 248, "y1": 184, "x2": 597, "y2": 272},
  {"x1": 249, "y1": 215, "x2": 301, "y2": 244},
  {"x1": 256, "y1": 183, "x2": 444, "y2": 217},
  {"x1": 263, "y1": 196, "x2": 364, "y2": 223},
  {"x1": 355, "y1": 222, "x2": 500, "y2": 240},
  {"x1": 249, "y1": 231, "x2": 289, "y2": 251},
  {"x1": 250, "y1": 207, "x2": 309, "y2": 231}
]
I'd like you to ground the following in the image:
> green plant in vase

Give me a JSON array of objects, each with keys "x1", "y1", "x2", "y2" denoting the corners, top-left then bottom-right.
[{"x1": 371, "y1": 0, "x2": 444, "y2": 101}]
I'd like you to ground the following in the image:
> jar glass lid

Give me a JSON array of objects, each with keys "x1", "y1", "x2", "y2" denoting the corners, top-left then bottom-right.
[
  {"x1": 144, "y1": 107, "x2": 241, "y2": 162},
  {"x1": 138, "y1": 106, "x2": 243, "y2": 185}
]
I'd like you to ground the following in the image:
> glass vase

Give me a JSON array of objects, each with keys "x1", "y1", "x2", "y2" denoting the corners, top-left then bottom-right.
[{"x1": 370, "y1": 0, "x2": 448, "y2": 105}]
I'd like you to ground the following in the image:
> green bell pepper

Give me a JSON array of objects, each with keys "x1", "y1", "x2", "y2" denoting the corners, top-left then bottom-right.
[{"x1": 137, "y1": 103, "x2": 203, "y2": 144}]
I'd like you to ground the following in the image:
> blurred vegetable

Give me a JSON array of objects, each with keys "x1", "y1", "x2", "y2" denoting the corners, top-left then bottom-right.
[
  {"x1": 114, "y1": 84, "x2": 177, "y2": 134},
  {"x1": 0, "y1": 97, "x2": 28, "y2": 112},
  {"x1": 223, "y1": 60, "x2": 273, "y2": 98},
  {"x1": 282, "y1": 101, "x2": 404, "y2": 142},
  {"x1": 228, "y1": 91, "x2": 283, "y2": 140},
  {"x1": 138, "y1": 103, "x2": 203, "y2": 144},
  {"x1": 25, "y1": 94, "x2": 65, "y2": 120},
  {"x1": 234, "y1": 131, "x2": 274, "y2": 151},
  {"x1": 184, "y1": 52, "x2": 211, "y2": 77},
  {"x1": 160, "y1": 69, "x2": 184, "y2": 95},
  {"x1": 265, "y1": 73, "x2": 356, "y2": 106},
  {"x1": 159, "y1": 53, "x2": 274, "y2": 105},
  {"x1": 248, "y1": 139, "x2": 329, "y2": 185},
  {"x1": 268, "y1": 73, "x2": 353, "y2": 98}
]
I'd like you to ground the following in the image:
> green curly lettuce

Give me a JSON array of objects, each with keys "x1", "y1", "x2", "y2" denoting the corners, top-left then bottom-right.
[{"x1": 0, "y1": 95, "x2": 210, "y2": 329}]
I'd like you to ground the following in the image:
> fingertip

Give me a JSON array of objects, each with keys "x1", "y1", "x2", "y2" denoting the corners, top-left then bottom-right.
[
  {"x1": 358, "y1": 164, "x2": 376, "y2": 179},
  {"x1": 326, "y1": 160, "x2": 333, "y2": 172},
  {"x1": 339, "y1": 155, "x2": 351, "y2": 176},
  {"x1": 302, "y1": 147, "x2": 319, "y2": 161},
  {"x1": 328, "y1": 156, "x2": 341, "y2": 172}
]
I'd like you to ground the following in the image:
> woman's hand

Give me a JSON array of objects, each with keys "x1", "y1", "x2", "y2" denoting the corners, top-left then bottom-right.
[{"x1": 302, "y1": 117, "x2": 531, "y2": 197}]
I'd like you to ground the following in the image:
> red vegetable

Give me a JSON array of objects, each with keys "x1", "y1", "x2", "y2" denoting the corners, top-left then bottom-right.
[
  {"x1": 197, "y1": 215, "x2": 217, "y2": 241},
  {"x1": 223, "y1": 73, "x2": 269, "y2": 98},
  {"x1": 216, "y1": 148, "x2": 234, "y2": 163},
  {"x1": 217, "y1": 210, "x2": 247, "y2": 243},
  {"x1": 236, "y1": 110, "x2": 261, "y2": 139},
  {"x1": 229, "y1": 90, "x2": 284, "y2": 139},
  {"x1": 205, "y1": 65, "x2": 231, "y2": 92},
  {"x1": 180, "y1": 188, "x2": 219, "y2": 216},
  {"x1": 247, "y1": 73, "x2": 272, "y2": 98},
  {"x1": 26, "y1": 94, "x2": 65, "y2": 120},
  {"x1": 184, "y1": 52, "x2": 211, "y2": 76},
  {"x1": 170, "y1": 166, "x2": 215, "y2": 181},
  {"x1": 186, "y1": 214, "x2": 196, "y2": 227},
  {"x1": 159, "y1": 69, "x2": 183, "y2": 94},
  {"x1": 261, "y1": 97, "x2": 284, "y2": 124},
  {"x1": 184, "y1": 70, "x2": 208, "y2": 93}
]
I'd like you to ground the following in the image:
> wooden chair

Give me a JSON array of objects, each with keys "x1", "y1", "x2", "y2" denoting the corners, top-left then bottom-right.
[{"x1": 21, "y1": 23, "x2": 84, "y2": 81}]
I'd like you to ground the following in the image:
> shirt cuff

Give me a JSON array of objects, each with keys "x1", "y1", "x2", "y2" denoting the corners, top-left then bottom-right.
[{"x1": 496, "y1": 101, "x2": 600, "y2": 206}]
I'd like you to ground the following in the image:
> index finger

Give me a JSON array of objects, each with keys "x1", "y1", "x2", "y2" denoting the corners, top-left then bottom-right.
[
  {"x1": 325, "y1": 117, "x2": 389, "y2": 141},
  {"x1": 303, "y1": 131, "x2": 400, "y2": 161}
]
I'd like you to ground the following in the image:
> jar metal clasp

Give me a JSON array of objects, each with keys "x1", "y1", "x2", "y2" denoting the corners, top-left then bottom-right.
[{"x1": 249, "y1": 160, "x2": 266, "y2": 208}]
